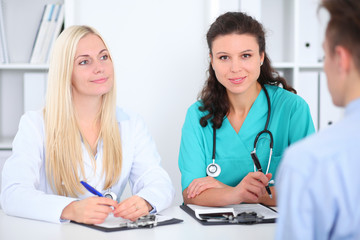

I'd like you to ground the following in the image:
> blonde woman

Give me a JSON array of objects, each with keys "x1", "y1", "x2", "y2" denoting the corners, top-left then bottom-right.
[{"x1": 1, "y1": 25, "x2": 174, "y2": 224}]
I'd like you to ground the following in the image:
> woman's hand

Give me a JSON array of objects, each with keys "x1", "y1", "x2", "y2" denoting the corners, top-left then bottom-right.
[
  {"x1": 113, "y1": 195, "x2": 152, "y2": 221},
  {"x1": 235, "y1": 172, "x2": 272, "y2": 203},
  {"x1": 187, "y1": 176, "x2": 227, "y2": 199},
  {"x1": 61, "y1": 197, "x2": 117, "y2": 224}
]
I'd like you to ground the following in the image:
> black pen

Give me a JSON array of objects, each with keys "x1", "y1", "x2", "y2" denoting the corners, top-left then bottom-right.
[{"x1": 250, "y1": 151, "x2": 273, "y2": 199}]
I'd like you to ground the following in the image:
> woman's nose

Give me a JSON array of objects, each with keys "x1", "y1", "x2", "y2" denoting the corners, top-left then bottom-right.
[
  {"x1": 230, "y1": 59, "x2": 242, "y2": 72},
  {"x1": 93, "y1": 60, "x2": 104, "y2": 74}
]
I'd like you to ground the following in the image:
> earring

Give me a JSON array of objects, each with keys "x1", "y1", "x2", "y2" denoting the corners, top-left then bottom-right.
[{"x1": 260, "y1": 61, "x2": 263, "y2": 66}]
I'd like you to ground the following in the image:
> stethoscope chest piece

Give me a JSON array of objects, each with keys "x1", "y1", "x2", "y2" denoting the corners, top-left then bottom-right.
[
  {"x1": 104, "y1": 191, "x2": 117, "y2": 201},
  {"x1": 206, "y1": 162, "x2": 221, "y2": 177}
]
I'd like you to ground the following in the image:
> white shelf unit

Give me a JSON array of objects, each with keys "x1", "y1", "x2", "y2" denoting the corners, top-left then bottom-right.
[
  {"x1": 0, "y1": 0, "x2": 63, "y2": 150},
  {"x1": 250, "y1": 0, "x2": 341, "y2": 131},
  {"x1": 0, "y1": 0, "x2": 343, "y2": 152},
  {"x1": 209, "y1": 0, "x2": 342, "y2": 131}
]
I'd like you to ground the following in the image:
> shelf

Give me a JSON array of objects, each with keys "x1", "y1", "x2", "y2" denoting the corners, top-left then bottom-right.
[
  {"x1": 0, "y1": 136, "x2": 13, "y2": 150},
  {"x1": 272, "y1": 62, "x2": 324, "y2": 69},
  {"x1": 272, "y1": 62, "x2": 295, "y2": 68},
  {"x1": 0, "y1": 63, "x2": 49, "y2": 70},
  {"x1": 298, "y1": 63, "x2": 324, "y2": 69}
]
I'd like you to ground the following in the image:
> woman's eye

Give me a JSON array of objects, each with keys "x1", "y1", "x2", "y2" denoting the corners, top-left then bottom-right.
[
  {"x1": 79, "y1": 60, "x2": 88, "y2": 65},
  {"x1": 219, "y1": 56, "x2": 228, "y2": 60},
  {"x1": 243, "y1": 54, "x2": 251, "y2": 59},
  {"x1": 101, "y1": 54, "x2": 109, "y2": 60}
]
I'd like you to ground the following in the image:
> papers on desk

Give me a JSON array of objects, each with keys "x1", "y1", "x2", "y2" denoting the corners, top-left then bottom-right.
[
  {"x1": 181, "y1": 203, "x2": 277, "y2": 225},
  {"x1": 96, "y1": 214, "x2": 173, "y2": 228},
  {"x1": 72, "y1": 214, "x2": 183, "y2": 232}
]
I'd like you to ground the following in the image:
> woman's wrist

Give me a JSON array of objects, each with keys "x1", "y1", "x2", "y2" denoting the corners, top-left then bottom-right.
[{"x1": 60, "y1": 201, "x2": 76, "y2": 221}]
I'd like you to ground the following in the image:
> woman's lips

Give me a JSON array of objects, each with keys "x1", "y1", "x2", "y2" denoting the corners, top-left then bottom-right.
[
  {"x1": 91, "y1": 77, "x2": 108, "y2": 84},
  {"x1": 229, "y1": 76, "x2": 246, "y2": 84}
]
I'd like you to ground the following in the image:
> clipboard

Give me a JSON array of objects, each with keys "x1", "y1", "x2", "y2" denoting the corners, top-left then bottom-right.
[
  {"x1": 180, "y1": 203, "x2": 277, "y2": 225},
  {"x1": 72, "y1": 214, "x2": 183, "y2": 232}
]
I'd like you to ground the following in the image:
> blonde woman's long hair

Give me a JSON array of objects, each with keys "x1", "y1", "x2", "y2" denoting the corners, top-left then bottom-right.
[{"x1": 44, "y1": 25, "x2": 122, "y2": 197}]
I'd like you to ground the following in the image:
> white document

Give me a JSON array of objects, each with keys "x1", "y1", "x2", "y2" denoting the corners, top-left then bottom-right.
[
  {"x1": 187, "y1": 203, "x2": 277, "y2": 220},
  {"x1": 95, "y1": 214, "x2": 172, "y2": 229}
]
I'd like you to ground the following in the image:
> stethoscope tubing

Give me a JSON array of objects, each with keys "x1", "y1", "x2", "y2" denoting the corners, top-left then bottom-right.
[{"x1": 209, "y1": 85, "x2": 274, "y2": 177}]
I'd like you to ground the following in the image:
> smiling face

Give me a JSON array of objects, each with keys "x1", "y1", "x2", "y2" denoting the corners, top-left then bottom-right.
[
  {"x1": 71, "y1": 33, "x2": 114, "y2": 101},
  {"x1": 210, "y1": 33, "x2": 264, "y2": 98}
]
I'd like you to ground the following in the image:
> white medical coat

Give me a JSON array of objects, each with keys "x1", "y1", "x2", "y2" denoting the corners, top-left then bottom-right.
[{"x1": 0, "y1": 107, "x2": 174, "y2": 223}]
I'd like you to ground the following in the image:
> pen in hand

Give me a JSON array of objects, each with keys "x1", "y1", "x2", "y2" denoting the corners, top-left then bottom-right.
[
  {"x1": 80, "y1": 181, "x2": 104, "y2": 197},
  {"x1": 250, "y1": 152, "x2": 273, "y2": 199}
]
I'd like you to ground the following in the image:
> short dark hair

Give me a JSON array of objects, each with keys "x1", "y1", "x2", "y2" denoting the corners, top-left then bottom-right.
[{"x1": 321, "y1": 0, "x2": 360, "y2": 70}]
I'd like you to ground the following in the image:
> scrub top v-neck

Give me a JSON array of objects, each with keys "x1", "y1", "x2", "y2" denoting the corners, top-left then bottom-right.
[{"x1": 178, "y1": 84, "x2": 315, "y2": 192}]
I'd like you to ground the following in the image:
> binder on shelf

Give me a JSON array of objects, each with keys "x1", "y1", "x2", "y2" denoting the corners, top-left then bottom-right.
[
  {"x1": 30, "y1": 4, "x2": 55, "y2": 64},
  {"x1": 297, "y1": 71, "x2": 320, "y2": 131},
  {"x1": 0, "y1": 0, "x2": 9, "y2": 63},
  {"x1": 45, "y1": 4, "x2": 64, "y2": 63},
  {"x1": 180, "y1": 203, "x2": 277, "y2": 225},
  {"x1": 23, "y1": 72, "x2": 47, "y2": 112},
  {"x1": 37, "y1": 4, "x2": 58, "y2": 64},
  {"x1": 298, "y1": 0, "x2": 321, "y2": 64},
  {"x1": 319, "y1": 72, "x2": 344, "y2": 130}
]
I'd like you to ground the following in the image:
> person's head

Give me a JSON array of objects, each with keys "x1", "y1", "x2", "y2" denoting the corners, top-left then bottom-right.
[
  {"x1": 47, "y1": 25, "x2": 115, "y2": 110},
  {"x1": 44, "y1": 25, "x2": 122, "y2": 197},
  {"x1": 200, "y1": 12, "x2": 294, "y2": 128},
  {"x1": 321, "y1": 0, "x2": 360, "y2": 106},
  {"x1": 207, "y1": 11, "x2": 266, "y2": 59}
]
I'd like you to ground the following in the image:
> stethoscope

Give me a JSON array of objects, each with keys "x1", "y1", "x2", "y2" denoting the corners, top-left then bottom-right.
[
  {"x1": 104, "y1": 188, "x2": 117, "y2": 200},
  {"x1": 206, "y1": 85, "x2": 274, "y2": 178}
]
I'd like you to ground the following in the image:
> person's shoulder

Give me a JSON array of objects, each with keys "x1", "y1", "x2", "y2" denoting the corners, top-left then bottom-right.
[
  {"x1": 115, "y1": 106, "x2": 148, "y2": 128},
  {"x1": 266, "y1": 84, "x2": 309, "y2": 108},
  {"x1": 116, "y1": 106, "x2": 137, "y2": 122},
  {"x1": 186, "y1": 100, "x2": 206, "y2": 116},
  {"x1": 283, "y1": 122, "x2": 344, "y2": 168},
  {"x1": 22, "y1": 109, "x2": 44, "y2": 125}
]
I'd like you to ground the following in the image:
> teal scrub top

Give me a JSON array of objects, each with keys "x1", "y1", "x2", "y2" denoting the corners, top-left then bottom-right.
[{"x1": 178, "y1": 84, "x2": 315, "y2": 192}]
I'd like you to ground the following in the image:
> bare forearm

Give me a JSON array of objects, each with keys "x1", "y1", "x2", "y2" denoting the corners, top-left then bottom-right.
[{"x1": 183, "y1": 186, "x2": 241, "y2": 207}]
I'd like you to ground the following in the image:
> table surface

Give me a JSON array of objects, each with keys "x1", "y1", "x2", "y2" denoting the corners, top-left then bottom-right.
[{"x1": 0, "y1": 205, "x2": 276, "y2": 240}]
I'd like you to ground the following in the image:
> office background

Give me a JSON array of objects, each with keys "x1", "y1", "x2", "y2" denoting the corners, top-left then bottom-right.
[{"x1": 0, "y1": 0, "x2": 343, "y2": 206}]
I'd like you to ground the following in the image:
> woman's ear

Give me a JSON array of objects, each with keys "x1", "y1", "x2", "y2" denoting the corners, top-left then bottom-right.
[
  {"x1": 260, "y1": 52, "x2": 265, "y2": 64},
  {"x1": 209, "y1": 53, "x2": 213, "y2": 65}
]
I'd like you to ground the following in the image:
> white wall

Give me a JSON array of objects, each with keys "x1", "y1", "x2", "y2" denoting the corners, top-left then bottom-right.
[{"x1": 65, "y1": 0, "x2": 212, "y2": 205}]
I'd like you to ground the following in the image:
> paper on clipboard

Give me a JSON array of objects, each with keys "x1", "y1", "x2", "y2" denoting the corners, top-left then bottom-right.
[
  {"x1": 95, "y1": 214, "x2": 173, "y2": 228},
  {"x1": 186, "y1": 203, "x2": 277, "y2": 221},
  {"x1": 71, "y1": 213, "x2": 183, "y2": 232}
]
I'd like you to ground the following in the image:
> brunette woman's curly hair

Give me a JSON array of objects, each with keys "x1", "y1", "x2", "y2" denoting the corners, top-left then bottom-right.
[{"x1": 199, "y1": 12, "x2": 295, "y2": 129}]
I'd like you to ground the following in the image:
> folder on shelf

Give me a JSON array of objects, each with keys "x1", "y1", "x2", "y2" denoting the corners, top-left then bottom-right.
[
  {"x1": 180, "y1": 203, "x2": 277, "y2": 225},
  {"x1": 297, "y1": 71, "x2": 319, "y2": 130},
  {"x1": 30, "y1": 4, "x2": 55, "y2": 64},
  {"x1": 0, "y1": 0, "x2": 9, "y2": 63},
  {"x1": 72, "y1": 214, "x2": 183, "y2": 232},
  {"x1": 319, "y1": 72, "x2": 344, "y2": 130},
  {"x1": 45, "y1": 4, "x2": 64, "y2": 63},
  {"x1": 23, "y1": 72, "x2": 47, "y2": 112},
  {"x1": 298, "y1": 0, "x2": 322, "y2": 64}
]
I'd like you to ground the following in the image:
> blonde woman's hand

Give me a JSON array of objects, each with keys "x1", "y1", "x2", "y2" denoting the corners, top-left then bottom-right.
[
  {"x1": 61, "y1": 197, "x2": 117, "y2": 224},
  {"x1": 187, "y1": 176, "x2": 227, "y2": 199},
  {"x1": 113, "y1": 195, "x2": 153, "y2": 221}
]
